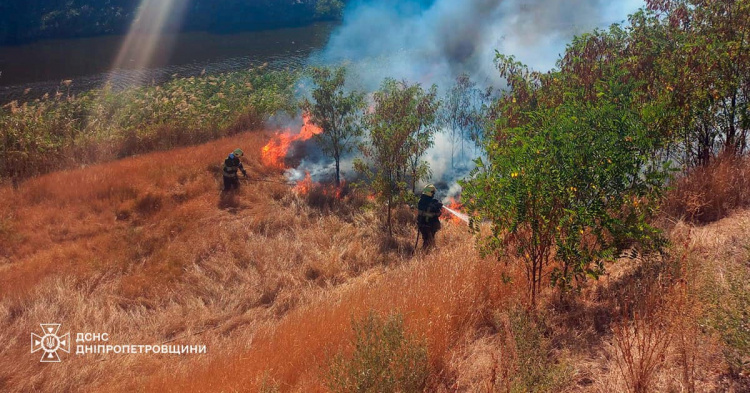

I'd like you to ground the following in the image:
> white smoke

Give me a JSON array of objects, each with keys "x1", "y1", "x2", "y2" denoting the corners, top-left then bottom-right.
[
  {"x1": 317, "y1": 0, "x2": 644, "y2": 89},
  {"x1": 294, "y1": 0, "x2": 644, "y2": 195}
]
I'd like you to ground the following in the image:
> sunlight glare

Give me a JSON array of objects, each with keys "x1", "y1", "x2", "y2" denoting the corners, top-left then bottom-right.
[{"x1": 111, "y1": 0, "x2": 190, "y2": 76}]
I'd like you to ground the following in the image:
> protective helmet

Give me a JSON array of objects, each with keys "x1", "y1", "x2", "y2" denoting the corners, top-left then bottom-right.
[
  {"x1": 422, "y1": 184, "x2": 436, "y2": 197},
  {"x1": 233, "y1": 148, "x2": 244, "y2": 157}
]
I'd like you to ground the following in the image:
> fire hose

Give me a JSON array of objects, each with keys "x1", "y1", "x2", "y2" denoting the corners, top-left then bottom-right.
[{"x1": 240, "y1": 176, "x2": 296, "y2": 185}]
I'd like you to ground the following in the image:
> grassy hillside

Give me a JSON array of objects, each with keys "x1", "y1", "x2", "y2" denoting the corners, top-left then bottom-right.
[{"x1": 0, "y1": 127, "x2": 748, "y2": 392}]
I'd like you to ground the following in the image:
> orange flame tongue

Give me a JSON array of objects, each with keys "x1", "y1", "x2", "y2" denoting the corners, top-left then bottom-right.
[
  {"x1": 294, "y1": 172, "x2": 314, "y2": 194},
  {"x1": 261, "y1": 114, "x2": 322, "y2": 169},
  {"x1": 293, "y1": 172, "x2": 348, "y2": 199},
  {"x1": 443, "y1": 197, "x2": 467, "y2": 224}
]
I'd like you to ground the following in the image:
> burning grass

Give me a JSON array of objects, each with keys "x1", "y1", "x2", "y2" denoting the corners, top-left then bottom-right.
[{"x1": 261, "y1": 114, "x2": 323, "y2": 168}]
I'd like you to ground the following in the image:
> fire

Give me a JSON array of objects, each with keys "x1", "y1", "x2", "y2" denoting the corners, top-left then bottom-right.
[
  {"x1": 442, "y1": 196, "x2": 470, "y2": 224},
  {"x1": 261, "y1": 114, "x2": 323, "y2": 169},
  {"x1": 261, "y1": 114, "x2": 347, "y2": 200},
  {"x1": 293, "y1": 172, "x2": 347, "y2": 199},
  {"x1": 294, "y1": 172, "x2": 314, "y2": 194}
]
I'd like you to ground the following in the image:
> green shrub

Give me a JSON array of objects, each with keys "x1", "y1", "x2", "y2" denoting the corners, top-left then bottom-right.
[
  {"x1": 495, "y1": 309, "x2": 571, "y2": 392},
  {"x1": 327, "y1": 311, "x2": 429, "y2": 393},
  {"x1": 704, "y1": 263, "x2": 750, "y2": 376},
  {"x1": 463, "y1": 54, "x2": 669, "y2": 305}
]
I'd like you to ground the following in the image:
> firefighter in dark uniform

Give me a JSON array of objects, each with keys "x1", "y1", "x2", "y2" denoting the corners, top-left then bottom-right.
[
  {"x1": 222, "y1": 148, "x2": 247, "y2": 191},
  {"x1": 417, "y1": 184, "x2": 443, "y2": 250}
]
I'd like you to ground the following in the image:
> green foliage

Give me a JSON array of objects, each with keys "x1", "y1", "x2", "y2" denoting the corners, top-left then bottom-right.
[
  {"x1": 356, "y1": 78, "x2": 440, "y2": 236},
  {"x1": 553, "y1": 2, "x2": 750, "y2": 167},
  {"x1": 440, "y1": 73, "x2": 493, "y2": 166},
  {"x1": 463, "y1": 53, "x2": 669, "y2": 305},
  {"x1": 703, "y1": 259, "x2": 750, "y2": 376},
  {"x1": 326, "y1": 311, "x2": 428, "y2": 393},
  {"x1": 302, "y1": 66, "x2": 366, "y2": 186},
  {"x1": 638, "y1": 0, "x2": 750, "y2": 165},
  {"x1": 0, "y1": 69, "x2": 298, "y2": 182},
  {"x1": 495, "y1": 308, "x2": 571, "y2": 392}
]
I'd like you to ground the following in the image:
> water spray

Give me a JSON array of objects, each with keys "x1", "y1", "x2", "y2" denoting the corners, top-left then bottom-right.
[{"x1": 443, "y1": 206, "x2": 470, "y2": 225}]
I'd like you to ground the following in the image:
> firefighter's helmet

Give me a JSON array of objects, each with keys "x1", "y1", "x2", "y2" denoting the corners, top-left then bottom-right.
[{"x1": 422, "y1": 184, "x2": 437, "y2": 197}]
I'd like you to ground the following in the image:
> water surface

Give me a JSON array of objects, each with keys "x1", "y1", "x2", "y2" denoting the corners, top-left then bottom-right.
[{"x1": 0, "y1": 22, "x2": 336, "y2": 103}]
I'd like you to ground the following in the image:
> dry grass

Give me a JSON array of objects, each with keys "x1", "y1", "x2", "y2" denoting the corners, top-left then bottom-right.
[
  {"x1": 0, "y1": 126, "x2": 515, "y2": 392},
  {"x1": 0, "y1": 128, "x2": 405, "y2": 392},
  {"x1": 1, "y1": 128, "x2": 749, "y2": 392},
  {"x1": 663, "y1": 155, "x2": 750, "y2": 224},
  {"x1": 142, "y1": 224, "x2": 514, "y2": 392}
]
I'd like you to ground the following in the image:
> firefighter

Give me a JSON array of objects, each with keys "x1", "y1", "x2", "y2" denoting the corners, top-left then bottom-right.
[
  {"x1": 417, "y1": 184, "x2": 443, "y2": 250},
  {"x1": 222, "y1": 148, "x2": 248, "y2": 191}
]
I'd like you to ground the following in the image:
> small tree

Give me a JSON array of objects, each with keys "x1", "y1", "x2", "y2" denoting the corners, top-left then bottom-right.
[
  {"x1": 463, "y1": 55, "x2": 669, "y2": 306},
  {"x1": 356, "y1": 79, "x2": 439, "y2": 236},
  {"x1": 327, "y1": 312, "x2": 428, "y2": 393},
  {"x1": 302, "y1": 66, "x2": 366, "y2": 186},
  {"x1": 440, "y1": 73, "x2": 493, "y2": 166}
]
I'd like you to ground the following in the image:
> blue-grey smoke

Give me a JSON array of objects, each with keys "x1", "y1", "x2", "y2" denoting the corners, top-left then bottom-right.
[
  {"x1": 316, "y1": 0, "x2": 644, "y2": 90},
  {"x1": 296, "y1": 0, "x2": 644, "y2": 196}
]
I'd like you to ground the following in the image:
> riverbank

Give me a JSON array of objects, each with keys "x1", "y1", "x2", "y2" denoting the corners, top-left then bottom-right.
[{"x1": 0, "y1": 67, "x2": 299, "y2": 184}]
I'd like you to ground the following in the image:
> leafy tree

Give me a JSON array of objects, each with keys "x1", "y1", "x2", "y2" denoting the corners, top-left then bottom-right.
[
  {"x1": 440, "y1": 73, "x2": 493, "y2": 167},
  {"x1": 567, "y1": 2, "x2": 750, "y2": 167},
  {"x1": 356, "y1": 79, "x2": 439, "y2": 236},
  {"x1": 645, "y1": 0, "x2": 749, "y2": 165},
  {"x1": 463, "y1": 54, "x2": 669, "y2": 306},
  {"x1": 301, "y1": 66, "x2": 366, "y2": 186}
]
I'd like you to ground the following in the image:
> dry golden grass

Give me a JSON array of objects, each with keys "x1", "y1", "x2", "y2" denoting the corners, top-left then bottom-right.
[
  {"x1": 0, "y1": 128, "x2": 403, "y2": 392},
  {"x1": 1, "y1": 128, "x2": 748, "y2": 392},
  {"x1": 143, "y1": 224, "x2": 515, "y2": 392},
  {"x1": 664, "y1": 155, "x2": 750, "y2": 224},
  {"x1": 0, "y1": 127, "x2": 513, "y2": 392}
]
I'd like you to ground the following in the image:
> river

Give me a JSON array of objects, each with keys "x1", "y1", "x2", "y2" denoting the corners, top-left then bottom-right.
[{"x1": 0, "y1": 22, "x2": 336, "y2": 103}]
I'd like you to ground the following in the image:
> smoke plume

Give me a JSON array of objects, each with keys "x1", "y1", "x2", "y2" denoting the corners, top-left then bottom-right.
[{"x1": 296, "y1": 0, "x2": 644, "y2": 197}]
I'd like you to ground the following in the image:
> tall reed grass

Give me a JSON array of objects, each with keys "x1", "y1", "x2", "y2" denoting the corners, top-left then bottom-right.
[{"x1": 0, "y1": 68, "x2": 298, "y2": 183}]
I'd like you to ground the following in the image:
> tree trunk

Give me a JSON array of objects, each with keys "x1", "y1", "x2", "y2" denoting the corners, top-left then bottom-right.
[
  {"x1": 334, "y1": 157, "x2": 341, "y2": 187},
  {"x1": 387, "y1": 193, "x2": 393, "y2": 238}
]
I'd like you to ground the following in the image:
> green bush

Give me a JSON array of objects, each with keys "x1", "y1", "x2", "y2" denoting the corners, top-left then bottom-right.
[
  {"x1": 326, "y1": 311, "x2": 429, "y2": 393},
  {"x1": 703, "y1": 263, "x2": 750, "y2": 376},
  {"x1": 463, "y1": 54, "x2": 669, "y2": 305},
  {"x1": 495, "y1": 309, "x2": 571, "y2": 392}
]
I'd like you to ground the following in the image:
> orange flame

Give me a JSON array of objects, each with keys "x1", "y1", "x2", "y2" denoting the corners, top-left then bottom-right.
[
  {"x1": 293, "y1": 172, "x2": 347, "y2": 199},
  {"x1": 442, "y1": 197, "x2": 466, "y2": 224},
  {"x1": 294, "y1": 172, "x2": 314, "y2": 195},
  {"x1": 262, "y1": 114, "x2": 323, "y2": 169}
]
